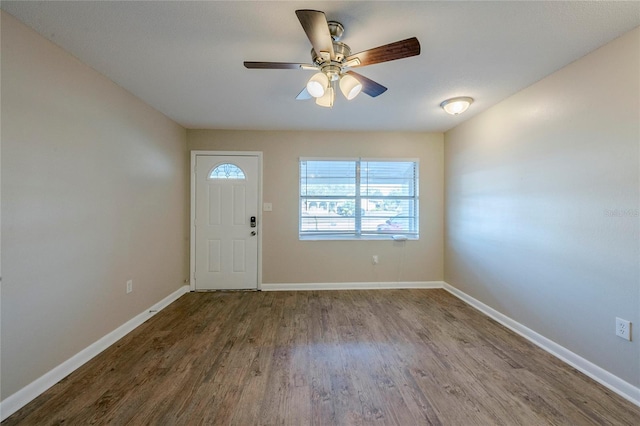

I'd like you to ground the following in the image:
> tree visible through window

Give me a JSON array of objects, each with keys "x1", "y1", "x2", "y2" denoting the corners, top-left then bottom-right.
[{"x1": 300, "y1": 158, "x2": 419, "y2": 239}]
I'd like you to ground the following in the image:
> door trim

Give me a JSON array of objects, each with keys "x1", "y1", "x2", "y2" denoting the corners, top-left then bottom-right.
[{"x1": 190, "y1": 151, "x2": 263, "y2": 291}]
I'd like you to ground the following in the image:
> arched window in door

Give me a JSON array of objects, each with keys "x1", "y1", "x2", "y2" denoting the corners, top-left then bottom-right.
[{"x1": 209, "y1": 163, "x2": 246, "y2": 180}]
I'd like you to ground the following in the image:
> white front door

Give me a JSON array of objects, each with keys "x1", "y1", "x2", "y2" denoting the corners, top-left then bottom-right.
[{"x1": 193, "y1": 154, "x2": 260, "y2": 290}]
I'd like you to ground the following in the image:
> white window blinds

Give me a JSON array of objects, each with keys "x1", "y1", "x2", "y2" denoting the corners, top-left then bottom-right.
[{"x1": 300, "y1": 158, "x2": 419, "y2": 239}]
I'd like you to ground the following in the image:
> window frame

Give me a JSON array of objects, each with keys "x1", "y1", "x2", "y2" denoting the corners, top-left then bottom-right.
[{"x1": 299, "y1": 157, "x2": 419, "y2": 241}]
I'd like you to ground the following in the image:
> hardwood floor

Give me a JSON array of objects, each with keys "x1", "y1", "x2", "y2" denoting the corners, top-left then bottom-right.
[{"x1": 4, "y1": 289, "x2": 639, "y2": 425}]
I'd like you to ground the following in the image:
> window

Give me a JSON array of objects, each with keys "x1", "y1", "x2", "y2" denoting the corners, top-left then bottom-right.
[
  {"x1": 209, "y1": 163, "x2": 246, "y2": 180},
  {"x1": 300, "y1": 158, "x2": 419, "y2": 240}
]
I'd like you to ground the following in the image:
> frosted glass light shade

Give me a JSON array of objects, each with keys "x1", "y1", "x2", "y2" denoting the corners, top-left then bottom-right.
[
  {"x1": 315, "y1": 86, "x2": 335, "y2": 108},
  {"x1": 339, "y1": 74, "x2": 362, "y2": 100},
  {"x1": 440, "y1": 97, "x2": 474, "y2": 115},
  {"x1": 307, "y1": 72, "x2": 329, "y2": 98}
]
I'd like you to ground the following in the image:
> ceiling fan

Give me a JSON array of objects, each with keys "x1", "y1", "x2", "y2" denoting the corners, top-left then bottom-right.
[{"x1": 244, "y1": 9, "x2": 421, "y2": 107}]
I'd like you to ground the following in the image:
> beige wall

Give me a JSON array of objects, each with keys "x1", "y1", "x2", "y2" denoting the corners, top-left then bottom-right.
[
  {"x1": 444, "y1": 28, "x2": 639, "y2": 386},
  {"x1": 1, "y1": 11, "x2": 189, "y2": 399},
  {"x1": 189, "y1": 130, "x2": 444, "y2": 285},
  {"x1": 4, "y1": 1, "x2": 636, "y2": 409}
]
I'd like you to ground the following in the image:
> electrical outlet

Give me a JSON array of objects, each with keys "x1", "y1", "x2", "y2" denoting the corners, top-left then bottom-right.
[
  {"x1": 126, "y1": 280, "x2": 133, "y2": 294},
  {"x1": 616, "y1": 317, "x2": 631, "y2": 341},
  {"x1": 372, "y1": 255, "x2": 379, "y2": 265}
]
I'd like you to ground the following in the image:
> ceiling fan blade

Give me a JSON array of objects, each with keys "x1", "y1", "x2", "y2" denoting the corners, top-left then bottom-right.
[
  {"x1": 244, "y1": 62, "x2": 305, "y2": 70},
  {"x1": 296, "y1": 87, "x2": 312, "y2": 100},
  {"x1": 347, "y1": 71, "x2": 388, "y2": 97},
  {"x1": 295, "y1": 10, "x2": 335, "y2": 60},
  {"x1": 345, "y1": 37, "x2": 420, "y2": 67}
]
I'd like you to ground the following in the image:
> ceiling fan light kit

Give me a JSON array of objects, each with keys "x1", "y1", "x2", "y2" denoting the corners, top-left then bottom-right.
[
  {"x1": 244, "y1": 9, "x2": 421, "y2": 108},
  {"x1": 440, "y1": 97, "x2": 474, "y2": 115},
  {"x1": 316, "y1": 86, "x2": 335, "y2": 108},
  {"x1": 339, "y1": 74, "x2": 363, "y2": 100},
  {"x1": 307, "y1": 72, "x2": 329, "y2": 98}
]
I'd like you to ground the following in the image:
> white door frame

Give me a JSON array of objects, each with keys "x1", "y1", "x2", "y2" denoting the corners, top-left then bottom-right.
[{"x1": 190, "y1": 150, "x2": 263, "y2": 291}]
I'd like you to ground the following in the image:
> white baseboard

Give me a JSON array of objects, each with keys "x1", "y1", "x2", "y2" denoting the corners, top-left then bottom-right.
[
  {"x1": 0, "y1": 285, "x2": 189, "y2": 421},
  {"x1": 442, "y1": 282, "x2": 640, "y2": 407},
  {"x1": 261, "y1": 281, "x2": 445, "y2": 291}
]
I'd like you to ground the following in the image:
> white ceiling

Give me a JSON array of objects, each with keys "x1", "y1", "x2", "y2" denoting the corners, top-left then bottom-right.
[{"x1": 2, "y1": 1, "x2": 639, "y2": 132}]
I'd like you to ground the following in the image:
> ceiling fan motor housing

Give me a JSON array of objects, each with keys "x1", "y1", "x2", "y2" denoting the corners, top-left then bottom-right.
[
  {"x1": 310, "y1": 20, "x2": 350, "y2": 67},
  {"x1": 311, "y1": 41, "x2": 352, "y2": 65}
]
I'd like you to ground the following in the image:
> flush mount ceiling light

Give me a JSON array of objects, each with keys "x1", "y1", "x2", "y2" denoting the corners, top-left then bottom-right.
[
  {"x1": 440, "y1": 97, "x2": 474, "y2": 115},
  {"x1": 244, "y1": 9, "x2": 422, "y2": 107}
]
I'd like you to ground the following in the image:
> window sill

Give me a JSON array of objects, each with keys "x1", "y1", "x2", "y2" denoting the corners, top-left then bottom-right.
[{"x1": 299, "y1": 234, "x2": 419, "y2": 241}]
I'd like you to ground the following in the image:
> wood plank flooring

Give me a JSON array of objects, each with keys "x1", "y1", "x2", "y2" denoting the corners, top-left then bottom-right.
[{"x1": 4, "y1": 289, "x2": 639, "y2": 425}]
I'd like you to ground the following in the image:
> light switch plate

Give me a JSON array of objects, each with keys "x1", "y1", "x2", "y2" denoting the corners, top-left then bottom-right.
[{"x1": 263, "y1": 203, "x2": 273, "y2": 212}]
